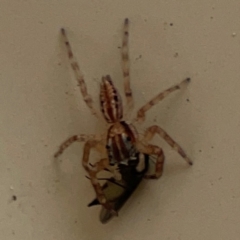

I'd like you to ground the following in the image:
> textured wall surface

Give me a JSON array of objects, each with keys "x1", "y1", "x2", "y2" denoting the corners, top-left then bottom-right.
[{"x1": 1, "y1": 1, "x2": 240, "y2": 239}]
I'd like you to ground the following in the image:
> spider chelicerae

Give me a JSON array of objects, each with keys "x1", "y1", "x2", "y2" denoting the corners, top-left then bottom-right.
[{"x1": 54, "y1": 18, "x2": 192, "y2": 214}]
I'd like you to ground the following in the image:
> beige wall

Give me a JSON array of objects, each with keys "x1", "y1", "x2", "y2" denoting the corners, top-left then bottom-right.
[{"x1": 1, "y1": 1, "x2": 240, "y2": 239}]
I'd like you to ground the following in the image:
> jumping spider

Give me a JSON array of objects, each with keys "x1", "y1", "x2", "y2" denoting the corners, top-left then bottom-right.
[{"x1": 54, "y1": 18, "x2": 192, "y2": 218}]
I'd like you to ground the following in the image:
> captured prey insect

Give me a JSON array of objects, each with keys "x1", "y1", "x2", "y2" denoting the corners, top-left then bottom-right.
[
  {"x1": 87, "y1": 126, "x2": 164, "y2": 223},
  {"x1": 88, "y1": 152, "x2": 158, "y2": 223},
  {"x1": 54, "y1": 18, "x2": 192, "y2": 221}
]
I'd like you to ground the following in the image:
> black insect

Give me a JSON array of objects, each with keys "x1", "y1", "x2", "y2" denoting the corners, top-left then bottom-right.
[{"x1": 88, "y1": 153, "x2": 151, "y2": 223}]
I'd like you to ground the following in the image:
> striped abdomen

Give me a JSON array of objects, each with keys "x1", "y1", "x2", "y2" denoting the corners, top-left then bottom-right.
[{"x1": 100, "y1": 75, "x2": 123, "y2": 123}]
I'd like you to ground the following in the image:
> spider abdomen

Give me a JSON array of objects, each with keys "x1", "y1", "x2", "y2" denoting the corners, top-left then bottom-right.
[{"x1": 100, "y1": 75, "x2": 123, "y2": 123}]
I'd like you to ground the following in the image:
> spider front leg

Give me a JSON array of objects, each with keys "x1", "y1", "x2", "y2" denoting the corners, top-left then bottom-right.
[
  {"x1": 82, "y1": 140, "x2": 118, "y2": 215},
  {"x1": 143, "y1": 125, "x2": 192, "y2": 165},
  {"x1": 61, "y1": 28, "x2": 102, "y2": 119},
  {"x1": 121, "y1": 18, "x2": 133, "y2": 111},
  {"x1": 135, "y1": 78, "x2": 190, "y2": 123},
  {"x1": 54, "y1": 134, "x2": 102, "y2": 158}
]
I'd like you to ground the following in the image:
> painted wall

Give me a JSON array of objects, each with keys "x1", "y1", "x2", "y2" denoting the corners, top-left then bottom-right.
[{"x1": 1, "y1": 1, "x2": 239, "y2": 239}]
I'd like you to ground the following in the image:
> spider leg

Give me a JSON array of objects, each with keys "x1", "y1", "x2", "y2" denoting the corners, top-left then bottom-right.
[
  {"x1": 143, "y1": 125, "x2": 192, "y2": 165},
  {"x1": 82, "y1": 140, "x2": 118, "y2": 215},
  {"x1": 61, "y1": 28, "x2": 102, "y2": 119},
  {"x1": 121, "y1": 18, "x2": 133, "y2": 113},
  {"x1": 54, "y1": 134, "x2": 102, "y2": 158},
  {"x1": 134, "y1": 78, "x2": 190, "y2": 123},
  {"x1": 139, "y1": 144, "x2": 165, "y2": 179}
]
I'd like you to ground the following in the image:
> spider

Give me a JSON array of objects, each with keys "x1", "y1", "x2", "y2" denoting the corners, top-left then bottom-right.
[{"x1": 54, "y1": 18, "x2": 192, "y2": 215}]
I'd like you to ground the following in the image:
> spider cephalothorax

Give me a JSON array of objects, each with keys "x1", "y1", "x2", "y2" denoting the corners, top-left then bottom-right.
[{"x1": 55, "y1": 18, "x2": 192, "y2": 221}]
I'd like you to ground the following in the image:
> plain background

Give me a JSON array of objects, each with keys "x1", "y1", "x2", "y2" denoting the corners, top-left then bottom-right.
[{"x1": 1, "y1": 1, "x2": 240, "y2": 239}]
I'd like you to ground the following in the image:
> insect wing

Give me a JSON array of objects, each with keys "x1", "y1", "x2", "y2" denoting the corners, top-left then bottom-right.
[{"x1": 89, "y1": 154, "x2": 150, "y2": 223}]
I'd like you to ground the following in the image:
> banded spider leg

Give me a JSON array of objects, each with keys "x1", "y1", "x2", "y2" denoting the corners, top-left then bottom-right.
[
  {"x1": 135, "y1": 78, "x2": 193, "y2": 171},
  {"x1": 121, "y1": 18, "x2": 133, "y2": 115}
]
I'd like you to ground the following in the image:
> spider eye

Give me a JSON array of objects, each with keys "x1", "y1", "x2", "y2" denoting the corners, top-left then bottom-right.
[
  {"x1": 126, "y1": 136, "x2": 131, "y2": 141},
  {"x1": 106, "y1": 145, "x2": 110, "y2": 149}
]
